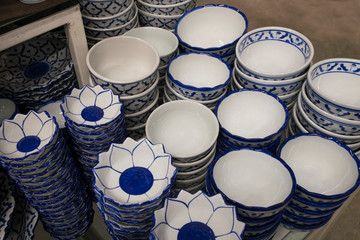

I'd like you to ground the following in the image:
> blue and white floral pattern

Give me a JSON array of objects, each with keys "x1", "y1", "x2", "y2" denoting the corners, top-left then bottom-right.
[
  {"x1": 79, "y1": 0, "x2": 132, "y2": 18},
  {"x1": 136, "y1": 0, "x2": 196, "y2": 16},
  {"x1": 93, "y1": 138, "x2": 177, "y2": 205},
  {"x1": 138, "y1": 9, "x2": 182, "y2": 30},
  {"x1": 150, "y1": 190, "x2": 245, "y2": 240}
]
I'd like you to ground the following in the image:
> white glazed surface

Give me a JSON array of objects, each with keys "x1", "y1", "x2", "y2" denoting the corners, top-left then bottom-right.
[
  {"x1": 86, "y1": 36, "x2": 159, "y2": 84},
  {"x1": 280, "y1": 135, "x2": 359, "y2": 195},
  {"x1": 37, "y1": 100, "x2": 65, "y2": 129},
  {"x1": 176, "y1": 6, "x2": 247, "y2": 48},
  {"x1": 217, "y1": 91, "x2": 286, "y2": 138},
  {"x1": 146, "y1": 100, "x2": 219, "y2": 158},
  {"x1": 213, "y1": 149, "x2": 294, "y2": 207},
  {"x1": 0, "y1": 98, "x2": 16, "y2": 123},
  {"x1": 168, "y1": 53, "x2": 230, "y2": 88}
]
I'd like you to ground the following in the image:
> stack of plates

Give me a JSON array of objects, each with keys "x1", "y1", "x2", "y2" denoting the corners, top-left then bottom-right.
[
  {"x1": 93, "y1": 138, "x2": 177, "y2": 239},
  {"x1": 60, "y1": 85, "x2": 127, "y2": 189},
  {"x1": 0, "y1": 111, "x2": 93, "y2": 239},
  {"x1": 0, "y1": 35, "x2": 77, "y2": 110}
]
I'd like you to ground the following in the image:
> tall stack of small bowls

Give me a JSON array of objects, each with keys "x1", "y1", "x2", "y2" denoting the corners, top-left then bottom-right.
[
  {"x1": 290, "y1": 58, "x2": 360, "y2": 154},
  {"x1": 60, "y1": 85, "x2": 127, "y2": 190},
  {"x1": 86, "y1": 36, "x2": 160, "y2": 139},
  {"x1": 79, "y1": 0, "x2": 139, "y2": 47},
  {"x1": 164, "y1": 52, "x2": 232, "y2": 110},
  {"x1": 93, "y1": 138, "x2": 177, "y2": 239},
  {"x1": 206, "y1": 148, "x2": 296, "y2": 240},
  {"x1": 0, "y1": 111, "x2": 93, "y2": 239},
  {"x1": 146, "y1": 100, "x2": 219, "y2": 194},
  {"x1": 277, "y1": 133, "x2": 360, "y2": 231},
  {"x1": 233, "y1": 26, "x2": 314, "y2": 111},
  {"x1": 175, "y1": 4, "x2": 248, "y2": 66},
  {"x1": 123, "y1": 26, "x2": 179, "y2": 100},
  {"x1": 215, "y1": 89, "x2": 289, "y2": 155},
  {"x1": 136, "y1": 0, "x2": 196, "y2": 31}
]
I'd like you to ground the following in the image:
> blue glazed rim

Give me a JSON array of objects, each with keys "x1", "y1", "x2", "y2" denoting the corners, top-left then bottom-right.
[
  {"x1": 167, "y1": 52, "x2": 232, "y2": 93},
  {"x1": 278, "y1": 132, "x2": 360, "y2": 200},
  {"x1": 214, "y1": 88, "x2": 289, "y2": 143},
  {"x1": 208, "y1": 147, "x2": 297, "y2": 212},
  {"x1": 175, "y1": 4, "x2": 248, "y2": 52}
]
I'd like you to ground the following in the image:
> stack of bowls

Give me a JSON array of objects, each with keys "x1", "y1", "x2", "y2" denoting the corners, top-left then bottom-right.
[
  {"x1": 0, "y1": 98, "x2": 18, "y2": 126},
  {"x1": 233, "y1": 26, "x2": 314, "y2": 110},
  {"x1": 0, "y1": 169, "x2": 16, "y2": 239},
  {"x1": 215, "y1": 89, "x2": 289, "y2": 155},
  {"x1": 164, "y1": 52, "x2": 232, "y2": 110},
  {"x1": 0, "y1": 111, "x2": 93, "y2": 239},
  {"x1": 175, "y1": 4, "x2": 248, "y2": 66},
  {"x1": 86, "y1": 36, "x2": 160, "y2": 138},
  {"x1": 277, "y1": 133, "x2": 360, "y2": 231},
  {"x1": 146, "y1": 100, "x2": 219, "y2": 193},
  {"x1": 93, "y1": 138, "x2": 177, "y2": 240},
  {"x1": 150, "y1": 190, "x2": 246, "y2": 239},
  {"x1": 206, "y1": 148, "x2": 296, "y2": 240},
  {"x1": 123, "y1": 26, "x2": 179, "y2": 99},
  {"x1": 0, "y1": 34, "x2": 77, "y2": 111},
  {"x1": 136, "y1": 0, "x2": 196, "y2": 31},
  {"x1": 291, "y1": 59, "x2": 360, "y2": 152},
  {"x1": 60, "y1": 85, "x2": 127, "y2": 189},
  {"x1": 79, "y1": 0, "x2": 139, "y2": 47}
]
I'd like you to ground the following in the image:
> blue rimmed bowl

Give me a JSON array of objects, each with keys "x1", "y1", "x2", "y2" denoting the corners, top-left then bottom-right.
[
  {"x1": 79, "y1": 0, "x2": 133, "y2": 18},
  {"x1": 167, "y1": 52, "x2": 232, "y2": 101},
  {"x1": 235, "y1": 26, "x2": 314, "y2": 80},
  {"x1": 136, "y1": 0, "x2": 196, "y2": 16},
  {"x1": 175, "y1": 4, "x2": 248, "y2": 57},
  {"x1": 305, "y1": 58, "x2": 360, "y2": 121}
]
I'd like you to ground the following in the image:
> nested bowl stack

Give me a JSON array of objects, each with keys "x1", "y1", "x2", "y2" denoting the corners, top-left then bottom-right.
[
  {"x1": 146, "y1": 100, "x2": 219, "y2": 193},
  {"x1": 136, "y1": 0, "x2": 196, "y2": 31},
  {"x1": 93, "y1": 137, "x2": 177, "y2": 239},
  {"x1": 175, "y1": 4, "x2": 248, "y2": 66},
  {"x1": 206, "y1": 148, "x2": 296, "y2": 240},
  {"x1": 277, "y1": 133, "x2": 360, "y2": 231},
  {"x1": 0, "y1": 111, "x2": 93, "y2": 239}
]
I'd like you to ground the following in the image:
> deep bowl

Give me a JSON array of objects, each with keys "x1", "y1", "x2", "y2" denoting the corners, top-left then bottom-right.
[
  {"x1": 236, "y1": 26, "x2": 314, "y2": 80},
  {"x1": 138, "y1": 8, "x2": 183, "y2": 31},
  {"x1": 136, "y1": 0, "x2": 196, "y2": 16},
  {"x1": 79, "y1": 0, "x2": 133, "y2": 18},
  {"x1": 0, "y1": 98, "x2": 18, "y2": 125}
]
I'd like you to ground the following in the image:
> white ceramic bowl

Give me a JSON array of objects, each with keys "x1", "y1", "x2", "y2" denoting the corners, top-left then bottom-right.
[
  {"x1": 278, "y1": 133, "x2": 360, "y2": 198},
  {"x1": 136, "y1": 0, "x2": 196, "y2": 16},
  {"x1": 86, "y1": 36, "x2": 160, "y2": 96},
  {"x1": 138, "y1": 8, "x2": 183, "y2": 30},
  {"x1": 236, "y1": 26, "x2": 314, "y2": 80},
  {"x1": 146, "y1": 100, "x2": 219, "y2": 159},
  {"x1": 300, "y1": 83, "x2": 360, "y2": 136},
  {"x1": 175, "y1": 4, "x2": 248, "y2": 57},
  {"x1": 305, "y1": 58, "x2": 360, "y2": 120},
  {"x1": 167, "y1": 52, "x2": 231, "y2": 101},
  {"x1": 123, "y1": 26, "x2": 179, "y2": 67},
  {"x1": 79, "y1": 0, "x2": 132, "y2": 17}
]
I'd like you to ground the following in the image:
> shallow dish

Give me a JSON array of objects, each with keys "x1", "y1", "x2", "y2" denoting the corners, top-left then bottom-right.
[{"x1": 236, "y1": 26, "x2": 314, "y2": 80}]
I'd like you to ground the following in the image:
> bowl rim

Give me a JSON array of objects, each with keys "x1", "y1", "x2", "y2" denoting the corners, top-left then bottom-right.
[
  {"x1": 124, "y1": 88, "x2": 159, "y2": 118},
  {"x1": 82, "y1": 0, "x2": 135, "y2": 21},
  {"x1": 306, "y1": 58, "x2": 360, "y2": 111},
  {"x1": 167, "y1": 52, "x2": 232, "y2": 92},
  {"x1": 175, "y1": 4, "x2": 248, "y2": 52},
  {"x1": 137, "y1": 0, "x2": 194, "y2": 8},
  {"x1": 120, "y1": 72, "x2": 159, "y2": 100},
  {"x1": 278, "y1": 132, "x2": 360, "y2": 199},
  {"x1": 235, "y1": 26, "x2": 314, "y2": 79},
  {"x1": 86, "y1": 36, "x2": 160, "y2": 85},
  {"x1": 137, "y1": 7, "x2": 183, "y2": 18}
]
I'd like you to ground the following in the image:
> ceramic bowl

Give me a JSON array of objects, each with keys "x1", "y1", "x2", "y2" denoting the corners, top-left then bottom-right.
[
  {"x1": 123, "y1": 26, "x2": 179, "y2": 67},
  {"x1": 141, "y1": 0, "x2": 187, "y2": 4},
  {"x1": 278, "y1": 133, "x2": 360, "y2": 200},
  {"x1": 120, "y1": 73, "x2": 159, "y2": 114},
  {"x1": 82, "y1": 0, "x2": 136, "y2": 29},
  {"x1": 150, "y1": 190, "x2": 245, "y2": 240},
  {"x1": 93, "y1": 138, "x2": 177, "y2": 206},
  {"x1": 167, "y1": 52, "x2": 231, "y2": 101},
  {"x1": 86, "y1": 36, "x2": 160, "y2": 96},
  {"x1": 138, "y1": 8, "x2": 183, "y2": 30},
  {"x1": 175, "y1": 4, "x2": 248, "y2": 57},
  {"x1": 146, "y1": 100, "x2": 219, "y2": 160},
  {"x1": 215, "y1": 89, "x2": 289, "y2": 148},
  {"x1": 36, "y1": 100, "x2": 65, "y2": 129},
  {"x1": 233, "y1": 59, "x2": 307, "y2": 96},
  {"x1": 84, "y1": 8, "x2": 138, "y2": 38},
  {"x1": 305, "y1": 58, "x2": 360, "y2": 120},
  {"x1": 0, "y1": 98, "x2": 18, "y2": 124},
  {"x1": 209, "y1": 148, "x2": 296, "y2": 218},
  {"x1": 136, "y1": 0, "x2": 196, "y2": 16},
  {"x1": 300, "y1": 83, "x2": 360, "y2": 136},
  {"x1": 79, "y1": 0, "x2": 133, "y2": 18},
  {"x1": 236, "y1": 26, "x2": 314, "y2": 80}
]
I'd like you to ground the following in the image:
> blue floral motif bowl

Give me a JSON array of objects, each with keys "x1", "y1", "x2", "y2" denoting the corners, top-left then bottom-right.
[
  {"x1": 79, "y1": 0, "x2": 133, "y2": 18},
  {"x1": 136, "y1": 0, "x2": 196, "y2": 16},
  {"x1": 138, "y1": 8, "x2": 182, "y2": 31},
  {"x1": 149, "y1": 190, "x2": 245, "y2": 240}
]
